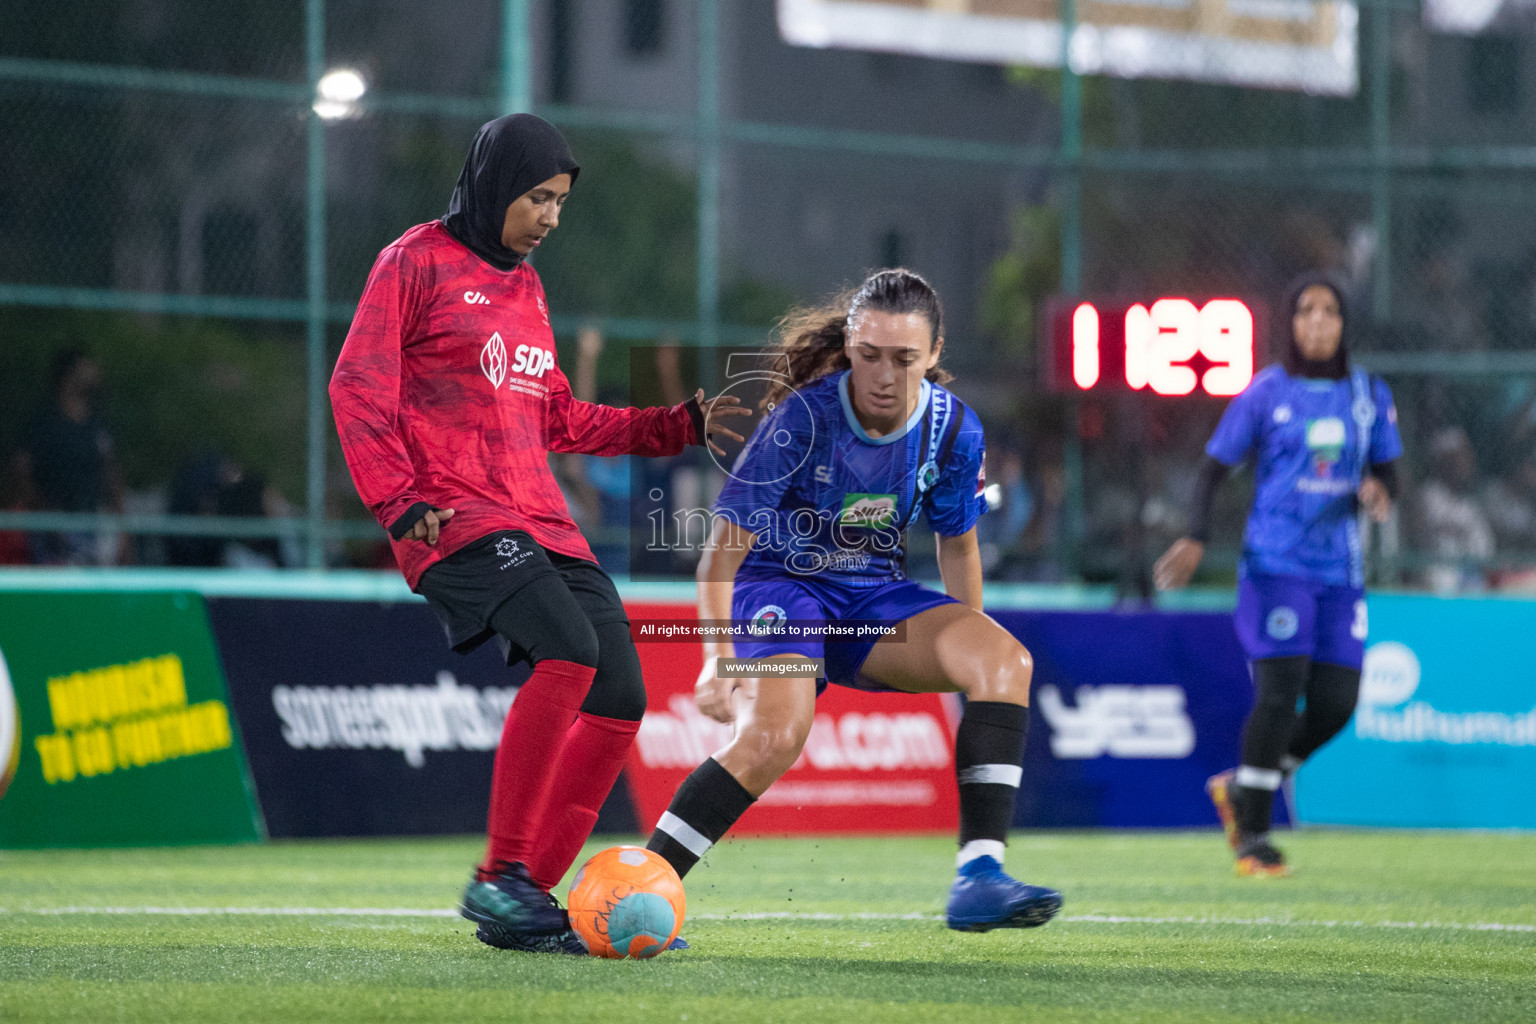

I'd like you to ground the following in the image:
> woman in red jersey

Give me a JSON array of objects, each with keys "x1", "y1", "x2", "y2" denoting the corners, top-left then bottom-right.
[{"x1": 330, "y1": 114, "x2": 746, "y2": 955}]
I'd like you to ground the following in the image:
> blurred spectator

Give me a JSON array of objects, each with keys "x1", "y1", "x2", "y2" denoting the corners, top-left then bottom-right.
[
  {"x1": 563, "y1": 328, "x2": 692, "y2": 576},
  {"x1": 977, "y1": 446, "x2": 1032, "y2": 578},
  {"x1": 1483, "y1": 447, "x2": 1536, "y2": 591},
  {"x1": 1415, "y1": 427, "x2": 1495, "y2": 594},
  {"x1": 1140, "y1": 453, "x2": 1199, "y2": 568},
  {"x1": 166, "y1": 451, "x2": 299, "y2": 568},
  {"x1": 4, "y1": 347, "x2": 124, "y2": 565},
  {"x1": 1018, "y1": 452, "x2": 1068, "y2": 582},
  {"x1": 1484, "y1": 447, "x2": 1536, "y2": 551}
]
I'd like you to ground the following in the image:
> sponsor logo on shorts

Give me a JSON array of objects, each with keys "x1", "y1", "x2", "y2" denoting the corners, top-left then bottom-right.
[
  {"x1": 838, "y1": 493, "x2": 897, "y2": 529},
  {"x1": 1274, "y1": 404, "x2": 1292, "y2": 424},
  {"x1": 494, "y1": 535, "x2": 534, "y2": 570},
  {"x1": 750, "y1": 604, "x2": 788, "y2": 634},
  {"x1": 1265, "y1": 606, "x2": 1300, "y2": 641}
]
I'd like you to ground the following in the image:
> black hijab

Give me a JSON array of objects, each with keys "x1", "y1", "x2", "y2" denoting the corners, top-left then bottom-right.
[
  {"x1": 441, "y1": 114, "x2": 580, "y2": 272},
  {"x1": 1280, "y1": 270, "x2": 1349, "y2": 380}
]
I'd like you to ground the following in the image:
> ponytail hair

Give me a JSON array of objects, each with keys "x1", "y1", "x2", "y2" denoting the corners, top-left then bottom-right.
[{"x1": 760, "y1": 268, "x2": 952, "y2": 410}]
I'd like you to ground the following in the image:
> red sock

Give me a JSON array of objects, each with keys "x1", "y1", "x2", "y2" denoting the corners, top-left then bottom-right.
[
  {"x1": 527, "y1": 712, "x2": 642, "y2": 891},
  {"x1": 479, "y1": 659, "x2": 594, "y2": 879}
]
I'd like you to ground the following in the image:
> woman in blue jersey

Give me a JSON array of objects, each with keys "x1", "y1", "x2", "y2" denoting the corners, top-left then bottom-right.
[
  {"x1": 1154, "y1": 272, "x2": 1402, "y2": 876},
  {"x1": 642, "y1": 269, "x2": 1061, "y2": 934}
]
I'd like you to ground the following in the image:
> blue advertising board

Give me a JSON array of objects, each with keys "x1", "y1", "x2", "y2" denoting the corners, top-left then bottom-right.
[
  {"x1": 992, "y1": 609, "x2": 1276, "y2": 829},
  {"x1": 206, "y1": 598, "x2": 638, "y2": 838},
  {"x1": 1295, "y1": 593, "x2": 1536, "y2": 829}
]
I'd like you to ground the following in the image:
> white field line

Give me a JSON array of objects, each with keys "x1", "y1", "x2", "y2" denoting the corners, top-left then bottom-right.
[{"x1": 1, "y1": 906, "x2": 1532, "y2": 933}]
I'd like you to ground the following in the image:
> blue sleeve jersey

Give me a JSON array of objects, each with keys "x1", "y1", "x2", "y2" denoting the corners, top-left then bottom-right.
[
  {"x1": 713, "y1": 371, "x2": 986, "y2": 587},
  {"x1": 1206, "y1": 364, "x2": 1403, "y2": 587}
]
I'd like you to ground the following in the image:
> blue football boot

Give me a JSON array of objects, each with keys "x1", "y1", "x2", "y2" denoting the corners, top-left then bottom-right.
[
  {"x1": 945, "y1": 856, "x2": 1062, "y2": 932},
  {"x1": 459, "y1": 861, "x2": 569, "y2": 938}
]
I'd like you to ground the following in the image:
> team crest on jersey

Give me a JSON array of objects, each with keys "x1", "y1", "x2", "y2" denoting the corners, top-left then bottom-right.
[
  {"x1": 838, "y1": 493, "x2": 898, "y2": 529},
  {"x1": 1305, "y1": 417, "x2": 1346, "y2": 476},
  {"x1": 916, "y1": 460, "x2": 940, "y2": 494},
  {"x1": 481, "y1": 332, "x2": 508, "y2": 389},
  {"x1": 750, "y1": 604, "x2": 788, "y2": 635}
]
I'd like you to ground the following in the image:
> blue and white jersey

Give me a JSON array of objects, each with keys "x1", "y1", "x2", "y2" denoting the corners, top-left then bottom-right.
[
  {"x1": 715, "y1": 372, "x2": 987, "y2": 586},
  {"x1": 1207, "y1": 364, "x2": 1402, "y2": 587}
]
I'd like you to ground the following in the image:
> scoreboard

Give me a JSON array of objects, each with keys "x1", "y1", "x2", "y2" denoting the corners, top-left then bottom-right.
[{"x1": 1042, "y1": 296, "x2": 1268, "y2": 397}]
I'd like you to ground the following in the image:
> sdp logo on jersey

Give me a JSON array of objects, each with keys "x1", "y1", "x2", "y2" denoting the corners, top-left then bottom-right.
[{"x1": 481, "y1": 332, "x2": 556, "y2": 389}]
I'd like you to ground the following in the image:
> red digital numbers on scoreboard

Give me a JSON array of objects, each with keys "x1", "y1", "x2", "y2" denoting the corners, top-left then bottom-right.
[{"x1": 1046, "y1": 295, "x2": 1266, "y2": 397}]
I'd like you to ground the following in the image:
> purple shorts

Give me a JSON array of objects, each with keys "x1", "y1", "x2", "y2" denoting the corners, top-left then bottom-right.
[
  {"x1": 731, "y1": 576, "x2": 956, "y2": 691},
  {"x1": 1234, "y1": 572, "x2": 1367, "y2": 669}
]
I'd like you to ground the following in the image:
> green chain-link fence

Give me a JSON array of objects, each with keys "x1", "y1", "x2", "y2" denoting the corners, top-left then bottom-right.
[{"x1": 2, "y1": 0, "x2": 1534, "y2": 593}]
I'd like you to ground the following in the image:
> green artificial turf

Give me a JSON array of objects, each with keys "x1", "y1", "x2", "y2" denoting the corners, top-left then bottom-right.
[{"x1": 1, "y1": 831, "x2": 1533, "y2": 1023}]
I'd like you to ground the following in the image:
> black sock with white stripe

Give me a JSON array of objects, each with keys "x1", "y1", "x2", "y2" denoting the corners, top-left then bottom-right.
[
  {"x1": 645, "y1": 757, "x2": 756, "y2": 879},
  {"x1": 1233, "y1": 764, "x2": 1282, "y2": 835},
  {"x1": 954, "y1": 701, "x2": 1029, "y2": 868}
]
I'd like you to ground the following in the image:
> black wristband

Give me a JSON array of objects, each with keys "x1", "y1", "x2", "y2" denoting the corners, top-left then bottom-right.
[
  {"x1": 387, "y1": 501, "x2": 433, "y2": 540},
  {"x1": 685, "y1": 396, "x2": 707, "y2": 447}
]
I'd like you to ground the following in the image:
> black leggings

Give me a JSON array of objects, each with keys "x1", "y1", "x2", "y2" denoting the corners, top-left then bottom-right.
[
  {"x1": 1240, "y1": 655, "x2": 1361, "y2": 771},
  {"x1": 489, "y1": 574, "x2": 647, "y2": 722}
]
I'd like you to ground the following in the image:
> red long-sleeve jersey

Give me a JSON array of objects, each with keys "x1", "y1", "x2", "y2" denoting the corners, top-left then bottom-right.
[{"x1": 331, "y1": 221, "x2": 699, "y2": 587}]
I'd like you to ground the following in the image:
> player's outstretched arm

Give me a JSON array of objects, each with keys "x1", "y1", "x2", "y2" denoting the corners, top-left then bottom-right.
[
  {"x1": 544, "y1": 363, "x2": 750, "y2": 459},
  {"x1": 695, "y1": 519, "x2": 756, "y2": 724}
]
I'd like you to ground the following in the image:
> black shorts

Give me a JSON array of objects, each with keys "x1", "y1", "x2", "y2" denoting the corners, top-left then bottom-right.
[{"x1": 415, "y1": 530, "x2": 628, "y2": 663}]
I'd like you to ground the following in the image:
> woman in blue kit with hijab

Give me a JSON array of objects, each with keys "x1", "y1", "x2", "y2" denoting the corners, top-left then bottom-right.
[
  {"x1": 1155, "y1": 272, "x2": 1403, "y2": 876},
  {"x1": 642, "y1": 269, "x2": 1062, "y2": 934}
]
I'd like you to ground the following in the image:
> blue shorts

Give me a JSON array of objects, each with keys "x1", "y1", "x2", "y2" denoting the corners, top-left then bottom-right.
[
  {"x1": 1234, "y1": 572, "x2": 1367, "y2": 669},
  {"x1": 732, "y1": 576, "x2": 956, "y2": 691}
]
